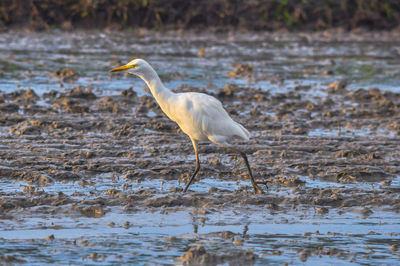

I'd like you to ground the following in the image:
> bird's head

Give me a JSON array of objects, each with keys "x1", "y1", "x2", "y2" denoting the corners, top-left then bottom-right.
[{"x1": 110, "y1": 58, "x2": 150, "y2": 77}]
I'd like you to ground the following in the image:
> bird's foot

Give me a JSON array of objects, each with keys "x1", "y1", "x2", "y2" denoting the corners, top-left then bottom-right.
[
  {"x1": 253, "y1": 185, "x2": 264, "y2": 194},
  {"x1": 256, "y1": 180, "x2": 269, "y2": 190}
]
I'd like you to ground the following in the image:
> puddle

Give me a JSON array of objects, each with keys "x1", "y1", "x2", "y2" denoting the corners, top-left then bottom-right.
[
  {"x1": 0, "y1": 198, "x2": 399, "y2": 265},
  {"x1": 1, "y1": 174, "x2": 399, "y2": 264}
]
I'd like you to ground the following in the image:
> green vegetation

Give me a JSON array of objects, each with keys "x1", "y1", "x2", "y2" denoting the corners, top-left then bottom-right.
[{"x1": 0, "y1": 0, "x2": 399, "y2": 31}]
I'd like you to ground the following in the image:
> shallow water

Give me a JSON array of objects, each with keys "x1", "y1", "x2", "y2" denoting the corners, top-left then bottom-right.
[
  {"x1": 1, "y1": 177, "x2": 399, "y2": 265},
  {"x1": 1, "y1": 30, "x2": 400, "y2": 96},
  {"x1": 0, "y1": 30, "x2": 400, "y2": 264}
]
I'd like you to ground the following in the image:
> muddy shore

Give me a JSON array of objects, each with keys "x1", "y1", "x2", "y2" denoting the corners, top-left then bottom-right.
[
  {"x1": 0, "y1": 30, "x2": 400, "y2": 264},
  {"x1": 1, "y1": 81, "x2": 400, "y2": 264}
]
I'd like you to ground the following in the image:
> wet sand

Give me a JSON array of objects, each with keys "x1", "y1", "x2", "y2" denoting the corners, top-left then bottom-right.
[{"x1": 0, "y1": 30, "x2": 400, "y2": 264}]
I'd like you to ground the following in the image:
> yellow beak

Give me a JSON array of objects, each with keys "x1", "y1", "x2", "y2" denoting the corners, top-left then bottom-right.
[{"x1": 110, "y1": 64, "x2": 137, "y2": 72}]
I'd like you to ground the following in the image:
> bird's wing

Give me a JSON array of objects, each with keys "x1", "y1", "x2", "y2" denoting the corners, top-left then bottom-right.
[
  {"x1": 191, "y1": 93, "x2": 228, "y2": 117},
  {"x1": 175, "y1": 93, "x2": 250, "y2": 141}
]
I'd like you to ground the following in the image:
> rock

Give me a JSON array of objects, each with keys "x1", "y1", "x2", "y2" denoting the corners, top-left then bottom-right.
[
  {"x1": 79, "y1": 206, "x2": 106, "y2": 218},
  {"x1": 45, "y1": 234, "x2": 55, "y2": 241},
  {"x1": 220, "y1": 231, "x2": 236, "y2": 240},
  {"x1": 228, "y1": 63, "x2": 254, "y2": 78},
  {"x1": 317, "y1": 207, "x2": 329, "y2": 214},
  {"x1": 9, "y1": 120, "x2": 44, "y2": 135},
  {"x1": 178, "y1": 246, "x2": 256, "y2": 265},
  {"x1": 178, "y1": 246, "x2": 218, "y2": 265},
  {"x1": 328, "y1": 80, "x2": 347, "y2": 93},
  {"x1": 52, "y1": 68, "x2": 79, "y2": 82},
  {"x1": 121, "y1": 87, "x2": 136, "y2": 97},
  {"x1": 218, "y1": 83, "x2": 239, "y2": 97},
  {"x1": 65, "y1": 86, "x2": 96, "y2": 99}
]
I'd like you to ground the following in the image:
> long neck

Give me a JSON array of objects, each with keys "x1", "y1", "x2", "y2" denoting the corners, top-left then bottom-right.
[{"x1": 137, "y1": 67, "x2": 175, "y2": 115}]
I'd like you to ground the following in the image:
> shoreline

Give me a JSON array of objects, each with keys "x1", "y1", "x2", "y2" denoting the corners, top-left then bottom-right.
[{"x1": 2, "y1": 27, "x2": 400, "y2": 42}]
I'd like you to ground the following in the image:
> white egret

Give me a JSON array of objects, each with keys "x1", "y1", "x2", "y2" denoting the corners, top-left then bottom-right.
[{"x1": 111, "y1": 59, "x2": 264, "y2": 194}]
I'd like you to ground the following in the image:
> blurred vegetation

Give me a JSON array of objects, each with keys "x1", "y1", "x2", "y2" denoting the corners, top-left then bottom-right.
[{"x1": 0, "y1": 0, "x2": 399, "y2": 31}]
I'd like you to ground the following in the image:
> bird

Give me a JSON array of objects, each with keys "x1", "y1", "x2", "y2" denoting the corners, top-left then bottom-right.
[{"x1": 110, "y1": 59, "x2": 264, "y2": 194}]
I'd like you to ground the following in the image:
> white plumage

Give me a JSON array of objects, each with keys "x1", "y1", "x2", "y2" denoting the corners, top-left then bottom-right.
[
  {"x1": 111, "y1": 59, "x2": 263, "y2": 193},
  {"x1": 171, "y1": 92, "x2": 250, "y2": 143}
]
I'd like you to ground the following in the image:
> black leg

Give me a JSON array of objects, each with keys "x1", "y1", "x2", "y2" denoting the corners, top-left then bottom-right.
[
  {"x1": 229, "y1": 148, "x2": 264, "y2": 194},
  {"x1": 184, "y1": 139, "x2": 200, "y2": 192}
]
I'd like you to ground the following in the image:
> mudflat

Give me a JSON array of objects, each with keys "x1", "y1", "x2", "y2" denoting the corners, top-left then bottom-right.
[{"x1": 0, "y1": 30, "x2": 399, "y2": 264}]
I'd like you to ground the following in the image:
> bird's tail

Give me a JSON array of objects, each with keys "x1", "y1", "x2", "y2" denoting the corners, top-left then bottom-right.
[{"x1": 235, "y1": 122, "x2": 251, "y2": 140}]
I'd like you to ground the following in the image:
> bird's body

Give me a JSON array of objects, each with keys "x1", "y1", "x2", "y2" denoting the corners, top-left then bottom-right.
[
  {"x1": 165, "y1": 92, "x2": 250, "y2": 143},
  {"x1": 111, "y1": 59, "x2": 263, "y2": 194}
]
